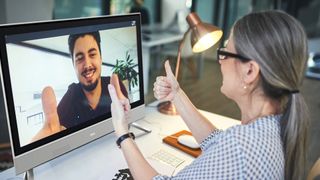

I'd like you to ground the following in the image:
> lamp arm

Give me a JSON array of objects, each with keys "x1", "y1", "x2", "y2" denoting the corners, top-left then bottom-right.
[{"x1": 175, "y1": 28, "x2": 191, "y2": 79}]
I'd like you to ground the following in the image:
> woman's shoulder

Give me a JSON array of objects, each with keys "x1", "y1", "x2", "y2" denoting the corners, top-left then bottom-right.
[
  {"x1": 226, "y1": 114, "x2": 281, "y2": 137},
  {"x1": 197, "y1": 115, "x2": 284, "y2": 179},
  {"x1": 208, "y1": 114, "x2": 282, "y2": 154},
  {"x1": 226, "y1": 115, "x2": 283, "y2": 159},
  {"x1": 202, "y1": 114, "x2": 282, "y2": 152}
]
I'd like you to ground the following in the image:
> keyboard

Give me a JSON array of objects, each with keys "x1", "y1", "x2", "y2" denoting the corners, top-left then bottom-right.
[{"x1": 150, "y1": 149, "x2": 185, "y2": 168}]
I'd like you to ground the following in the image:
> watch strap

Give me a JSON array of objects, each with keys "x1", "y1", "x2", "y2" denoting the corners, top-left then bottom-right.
[{"x1": 116, "y1": 132, "x2": 135, "y2": 148}]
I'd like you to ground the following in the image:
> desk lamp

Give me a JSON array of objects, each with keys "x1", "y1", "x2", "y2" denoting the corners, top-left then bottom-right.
[{"x1": 157, "y1": 12, "x2": 223, "y2": 115}]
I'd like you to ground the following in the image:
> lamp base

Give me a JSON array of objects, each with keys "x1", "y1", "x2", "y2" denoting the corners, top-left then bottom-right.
[{"x1": 157, "y1": 101, "x2": 179, "y2": 115}]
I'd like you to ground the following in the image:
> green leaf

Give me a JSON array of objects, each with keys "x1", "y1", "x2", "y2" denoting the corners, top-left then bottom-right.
[{"x1": 112, "y1": 50, "x2": 139, "y2": 87}]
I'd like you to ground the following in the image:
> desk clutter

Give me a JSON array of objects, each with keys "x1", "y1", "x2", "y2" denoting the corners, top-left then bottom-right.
[
  {"x1": 163, "y1": 130, "x2": 202, "y2": 158},
  {"x1": 112, "y1": 168, "x2": 133, "y2": 180}
]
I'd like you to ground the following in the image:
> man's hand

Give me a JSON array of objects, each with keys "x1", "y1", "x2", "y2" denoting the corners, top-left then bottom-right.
[
  {"x1": 153, "y1": 60, "x2": 180, "y2": 101},
  {"x1": 31, "y1": 87, "x2": 65, "y2": 142}
]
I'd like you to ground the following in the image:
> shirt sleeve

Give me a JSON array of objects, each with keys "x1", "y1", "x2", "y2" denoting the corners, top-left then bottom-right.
[
  {"x1": 153, "y1": 116, "x2": 284, "y2": 180},
  {"x1": 153, "y1": 175, "x2": 171, "y2": 180},
  {"x1": 153, "y1": 127, "x2": 244, "y2": 180},
  {"x1": 200, "y1": 129, "x2": 223, "y2": 151}
]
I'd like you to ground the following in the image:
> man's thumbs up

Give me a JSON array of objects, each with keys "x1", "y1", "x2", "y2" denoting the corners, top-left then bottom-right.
[{"x1": 31, "y1": 86, "x2": 65, "y2": 142}]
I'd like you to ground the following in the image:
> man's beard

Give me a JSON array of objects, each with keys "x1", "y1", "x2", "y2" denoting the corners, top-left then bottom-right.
[{"x1": 81, "y1": 79, "x2": 99, "y2": 92}]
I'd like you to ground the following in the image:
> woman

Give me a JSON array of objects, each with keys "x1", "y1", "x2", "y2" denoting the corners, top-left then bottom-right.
[{"x1": 108, "y1": 10, "x2": 309, "y2": 179}]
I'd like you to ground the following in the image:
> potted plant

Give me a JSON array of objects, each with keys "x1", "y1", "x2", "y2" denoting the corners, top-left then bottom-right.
[{"x1": 112, "y1": 51, "x2": 139, "y2": 92}]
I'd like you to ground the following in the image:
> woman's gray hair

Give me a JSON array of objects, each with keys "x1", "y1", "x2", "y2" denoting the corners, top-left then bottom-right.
[{"x1": 233, "y1": 10, "x2": 309, "y2": 180}]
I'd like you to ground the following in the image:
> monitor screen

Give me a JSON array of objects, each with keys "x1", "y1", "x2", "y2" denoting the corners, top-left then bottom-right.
[{"x1": 0, "y1": 13, "x2": 144, "y2": 174}]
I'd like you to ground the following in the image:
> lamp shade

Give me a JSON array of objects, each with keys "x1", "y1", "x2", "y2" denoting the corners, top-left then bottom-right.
[{"x1": 186, "y1": 13, "x2": 223, "y2": 53}]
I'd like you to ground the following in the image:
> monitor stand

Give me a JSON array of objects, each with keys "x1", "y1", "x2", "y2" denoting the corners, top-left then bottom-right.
[
  {"x1": 24, "y1": 169, "x2": 34, "y2": 180},
  {"x1": 130, "y1": 122, "x2": 152, "y2": 134}
]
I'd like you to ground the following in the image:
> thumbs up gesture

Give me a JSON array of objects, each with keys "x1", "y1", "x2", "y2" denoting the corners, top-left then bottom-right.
[
  {"x1": 153, "y1": 60, "x2": 180, "y2": 101},
  {"x1": 31, "y1": 86, "x2": 65, "y2": 142},
  {"x1": 109, "y1": 74, "x2": 131, "y2": 137}
]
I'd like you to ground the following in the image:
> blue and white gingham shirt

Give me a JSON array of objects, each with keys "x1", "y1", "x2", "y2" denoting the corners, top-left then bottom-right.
[{"x1": 153, "y1": 115, "x2": 284, "y2": 180}]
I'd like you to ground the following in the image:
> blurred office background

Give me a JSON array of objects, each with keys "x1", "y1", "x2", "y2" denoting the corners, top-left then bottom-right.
[{"x1": 0, "y1": 0, "x2": 319, "y2": 176}]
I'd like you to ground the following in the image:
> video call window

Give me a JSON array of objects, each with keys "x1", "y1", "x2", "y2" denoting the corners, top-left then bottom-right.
[{"x1": 5, "y1": 24, "x2": 140, "y2": 147}]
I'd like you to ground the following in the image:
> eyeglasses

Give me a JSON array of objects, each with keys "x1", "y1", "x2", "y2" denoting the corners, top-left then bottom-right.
[{"x1": 217, "y1": 48, "x2": 251, "y2": 62}]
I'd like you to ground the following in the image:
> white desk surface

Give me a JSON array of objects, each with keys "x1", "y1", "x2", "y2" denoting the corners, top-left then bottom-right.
[{"x1": 0, "y1": 104, "x2": 240, "y2": 180}]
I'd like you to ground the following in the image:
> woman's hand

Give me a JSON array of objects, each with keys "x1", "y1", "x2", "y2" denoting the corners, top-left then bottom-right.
[
  {"x1": 108, "y1": 84, "x2": 130, "y2": 137},
  {"x1": 110, "y1": 74, "x2": 130, "y2": 120},
  {"x1": 153, "y1": 60, "x2": 180, "y2": 101}
]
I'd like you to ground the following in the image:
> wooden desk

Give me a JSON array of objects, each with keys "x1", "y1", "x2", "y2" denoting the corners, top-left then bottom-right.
[{"x1": 0, "y1": 105, "x2": 239, "y2": 180}]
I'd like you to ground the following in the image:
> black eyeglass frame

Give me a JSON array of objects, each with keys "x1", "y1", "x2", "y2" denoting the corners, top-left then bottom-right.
[{"x1": 217, "y1": 48, "x2": 251, "y2": 62}]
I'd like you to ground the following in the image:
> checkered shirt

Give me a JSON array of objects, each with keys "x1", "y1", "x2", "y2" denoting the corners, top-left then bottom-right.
[{"x1": 153, "y1": 115, "x2": 284, "y2": 180}]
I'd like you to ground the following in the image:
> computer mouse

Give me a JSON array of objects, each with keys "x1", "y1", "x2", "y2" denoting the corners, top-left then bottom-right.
[{"x1": 177, "y1": 135, "x2": 200, "y2": 149}]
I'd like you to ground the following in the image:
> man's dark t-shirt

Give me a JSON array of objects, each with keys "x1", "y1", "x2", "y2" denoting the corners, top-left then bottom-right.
[{"x1": 57, "y1": 77, "x2": 128, "y2": 128}]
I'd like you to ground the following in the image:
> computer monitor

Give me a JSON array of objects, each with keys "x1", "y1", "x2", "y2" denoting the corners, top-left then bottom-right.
[{"x1": 0, "y1": 13, "x2": 145, "y2": 175}]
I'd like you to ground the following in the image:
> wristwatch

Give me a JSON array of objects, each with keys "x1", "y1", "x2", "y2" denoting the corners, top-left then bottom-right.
[{"x1": 116, "y1": 132, "x2": 135, "y2": 148}]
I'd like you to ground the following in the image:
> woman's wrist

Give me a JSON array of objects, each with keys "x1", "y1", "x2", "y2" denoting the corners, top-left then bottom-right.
[
  {"x1": 116, "y1": 132, "x2": 135, "y2": 148},
  {"x1": 172, "y1": 88, "x2": 182, "y2": 104},
  {"x1": 115, "y1": 127, "x2": 129, "y2": 138}
]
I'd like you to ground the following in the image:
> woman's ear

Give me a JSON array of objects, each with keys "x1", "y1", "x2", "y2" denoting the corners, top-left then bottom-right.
[{"x1": 242, "y1": 60, "x2": 260, "y2": 84}]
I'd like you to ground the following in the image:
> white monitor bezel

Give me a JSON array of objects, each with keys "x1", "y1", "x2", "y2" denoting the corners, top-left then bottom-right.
[{"x1": 0, "y1": 13, "x2": 145, "y2": 175}]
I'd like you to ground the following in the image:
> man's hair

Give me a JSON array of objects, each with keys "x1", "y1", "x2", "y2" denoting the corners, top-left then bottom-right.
[{"x1": 68, "y1": 31, "x2": 101, "y2": 61}]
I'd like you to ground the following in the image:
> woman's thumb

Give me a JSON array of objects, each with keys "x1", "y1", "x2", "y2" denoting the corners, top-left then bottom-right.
[{"x1": 164, "y1": 60, "x2": 175, "y2": 78}]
